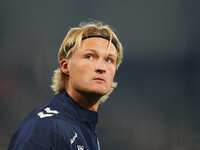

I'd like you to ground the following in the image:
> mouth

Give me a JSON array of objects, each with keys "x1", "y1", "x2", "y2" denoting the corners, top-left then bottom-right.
[{"x1": 93, "y1": 77, "x2": 105, "y2": 83}]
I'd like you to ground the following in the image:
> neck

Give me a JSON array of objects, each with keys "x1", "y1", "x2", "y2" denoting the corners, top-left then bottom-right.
[{"x1": 65, "y1": 88, "x2": 100, "y2": 112}]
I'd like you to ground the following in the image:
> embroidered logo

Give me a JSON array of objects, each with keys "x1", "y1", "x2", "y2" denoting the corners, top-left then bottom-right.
[
  {"x1": 37, "y1": 107, "x2": 59, "y2": 118},
  {"x1": 70, "y1": 132, "x2": 78, "y2": 144},
  {"x1": 77, "y1": 145, "x2": 84, "y2": 150}
]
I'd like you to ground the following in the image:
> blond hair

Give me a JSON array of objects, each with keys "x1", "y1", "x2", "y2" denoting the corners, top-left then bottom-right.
[{"x1": 51, "y1": 21, "x2": 123, "y2": 103}]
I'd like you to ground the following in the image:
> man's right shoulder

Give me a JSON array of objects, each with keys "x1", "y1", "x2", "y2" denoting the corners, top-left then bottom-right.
[
  {"x1": 22, "y1": 106, "x2": 76, "y2": 134},
  {"x1": 8, "y1": 106, "x2": 76, "y2": 150}
]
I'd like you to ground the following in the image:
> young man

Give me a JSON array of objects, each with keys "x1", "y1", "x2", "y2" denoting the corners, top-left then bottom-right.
[{"x1": 8, "y1": 21, "x2": 123, "y2": 150}]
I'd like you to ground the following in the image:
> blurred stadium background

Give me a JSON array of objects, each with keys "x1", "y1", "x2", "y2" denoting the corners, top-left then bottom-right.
[{"x1": 1, "y1": 0, "x2": 200, "y2": 149}]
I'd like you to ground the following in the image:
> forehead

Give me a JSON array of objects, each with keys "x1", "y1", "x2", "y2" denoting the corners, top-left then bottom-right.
[{"x1": 78, "y1": 37, "x2": 117, "y2": 55}]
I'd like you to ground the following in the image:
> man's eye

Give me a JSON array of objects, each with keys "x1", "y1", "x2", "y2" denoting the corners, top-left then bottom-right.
[
  {"x1": 105, "y1": 58, "x2": 112, "y2": 63},
  {"x1": 85, "y1": 55, "x2": 93, "y2": 60}
]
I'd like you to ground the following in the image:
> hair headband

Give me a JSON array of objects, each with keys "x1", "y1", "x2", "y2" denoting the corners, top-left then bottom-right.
[{"x1": 67, "y1": 35, "x2": 117, "y2": 51}]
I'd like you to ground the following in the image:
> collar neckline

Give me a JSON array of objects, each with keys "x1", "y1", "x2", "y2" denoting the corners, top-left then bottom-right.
[{"x1": 56, "y1": 91, "x2": 98, "y2": 127}]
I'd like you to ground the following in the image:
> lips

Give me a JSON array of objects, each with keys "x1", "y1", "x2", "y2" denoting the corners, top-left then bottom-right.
[{"x1": 93, "y1": 77, "x2": 105, "y2": 82}]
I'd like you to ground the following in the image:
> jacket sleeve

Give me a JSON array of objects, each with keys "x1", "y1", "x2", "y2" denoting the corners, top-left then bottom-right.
[{"x1": 22, "y1": 132, "x2": 70, "y2": 150}]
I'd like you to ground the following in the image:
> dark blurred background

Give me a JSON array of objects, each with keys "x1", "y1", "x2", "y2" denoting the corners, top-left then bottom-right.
[{"x1": 1, "y1": 0, "x2": 200, "y2": 149}]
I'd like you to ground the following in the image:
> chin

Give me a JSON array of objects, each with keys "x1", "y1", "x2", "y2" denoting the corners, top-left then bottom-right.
[
  {"x1": 82, "y1": 88, "x2": 108, "y2": 97},
  {"x1": 77, "y1": 85, "x2": 110, "y2": 97},
  {"x1": 92, "y1": 86, "x2": 109, "y2": 94}
]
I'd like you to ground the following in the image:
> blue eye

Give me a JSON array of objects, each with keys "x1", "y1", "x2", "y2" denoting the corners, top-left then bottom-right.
[
  {"x1": 105, "y1": 58, "x2": 112, "y2": 63},
  {"x1": 86, "y1": 55, "x2": 93, "y2": 60}
]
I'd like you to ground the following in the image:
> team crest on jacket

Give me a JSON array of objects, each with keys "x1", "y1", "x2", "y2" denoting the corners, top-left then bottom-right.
[{"x1": 77, "y1": 145, "x2": 84, "y2": 150}]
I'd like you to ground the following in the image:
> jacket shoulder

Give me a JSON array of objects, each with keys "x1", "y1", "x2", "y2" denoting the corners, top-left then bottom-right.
[{"x1": 8, "y1": 107, "x2": 75, "y2": 150}]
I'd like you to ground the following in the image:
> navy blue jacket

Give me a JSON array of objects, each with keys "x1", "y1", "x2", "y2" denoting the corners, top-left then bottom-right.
[{"x1": 8, "y1": 91, "x2": 100, "y2": 150}]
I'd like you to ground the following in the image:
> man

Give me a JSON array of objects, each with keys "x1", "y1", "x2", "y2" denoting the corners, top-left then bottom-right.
[{"x1": 8, "y1": 21, "x2": 123, "y2": 150}]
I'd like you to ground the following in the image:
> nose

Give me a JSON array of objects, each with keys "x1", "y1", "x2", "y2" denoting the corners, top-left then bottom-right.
[
  {"x1": 96, "y1": 68, "x2": 106, "y2": 74},
  {"x1": 95, "y1": 59, "x2": 106, "y2": 74}
]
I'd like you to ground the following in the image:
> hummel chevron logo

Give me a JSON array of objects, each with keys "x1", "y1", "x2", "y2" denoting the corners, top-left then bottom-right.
[
  {"x1": 44, "y1": 107, "x2": 59, "y2": 114},
  {"x1": 37, "y1": 107, "x2": 59, "y2": 118},
  {"x1": 37, "y1": 112, "x2": 53, "y2": 118}
]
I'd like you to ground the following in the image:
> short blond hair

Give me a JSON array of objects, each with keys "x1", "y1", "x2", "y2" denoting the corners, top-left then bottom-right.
[{"x1": 51, "y1": 21, "x2": 123, "y2": 103}]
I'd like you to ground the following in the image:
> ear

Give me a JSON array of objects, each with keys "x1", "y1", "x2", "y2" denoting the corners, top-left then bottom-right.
[{"x1": 60, "y1": 59, "x2": 70, "y2": 75}]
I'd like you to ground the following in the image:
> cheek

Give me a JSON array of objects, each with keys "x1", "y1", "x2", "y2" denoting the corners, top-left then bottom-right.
[
  {"x1": 70, "y1": 60, "x2": 94, "y2": 77},
  {"x1": 108, "y1": 66, "x2": 116, "y2": 80}
]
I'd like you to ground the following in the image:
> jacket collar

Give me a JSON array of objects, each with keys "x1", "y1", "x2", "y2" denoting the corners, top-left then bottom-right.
[{"x1": 51, "y1": 90, "x2": 98, "y2": 129}]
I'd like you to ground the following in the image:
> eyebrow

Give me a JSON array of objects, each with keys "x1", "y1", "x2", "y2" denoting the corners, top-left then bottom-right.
[{"x1": 84, "y1": 49, "x2": 117, "y2": 58}]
